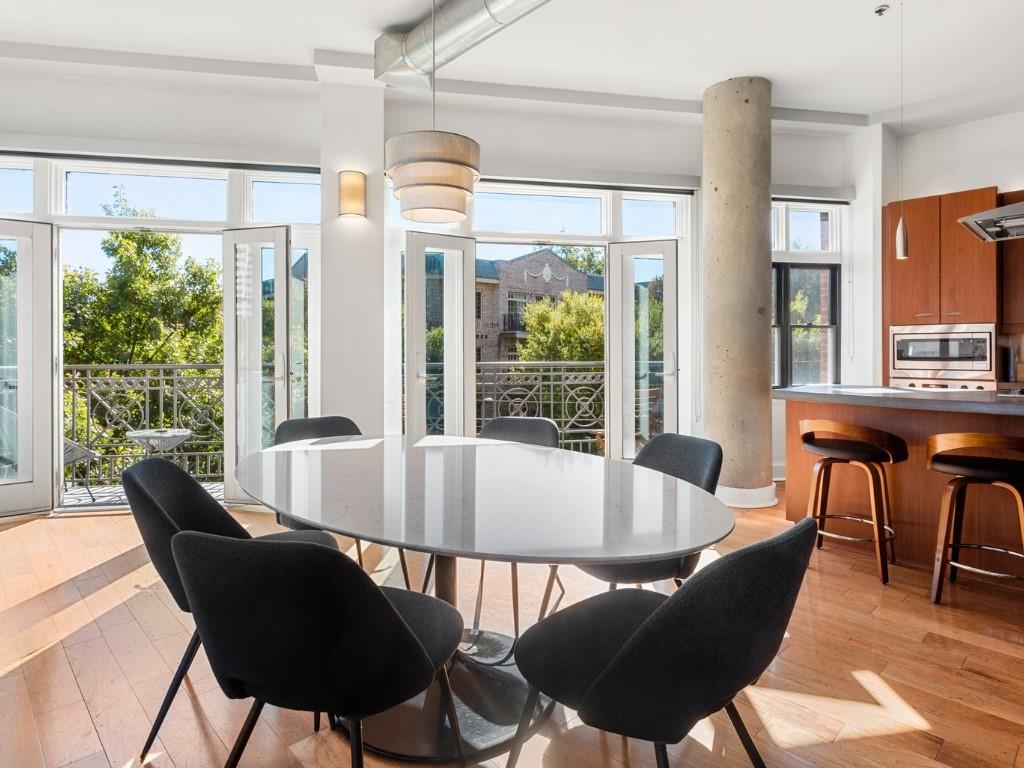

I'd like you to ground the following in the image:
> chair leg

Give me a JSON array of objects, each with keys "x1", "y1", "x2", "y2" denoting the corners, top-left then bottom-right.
[
  {"x1": 347, "y1": 719, "x2": 364, "y2": 768},
  {"x1": 857, "y1": 462, "x2": 889, "y2": 585},
  {"x1": 141, "y1": 628, "x2": 201, "y2": 760},
  {"x1": 879, "y1": 464, "x2": 897, "y2": 564},
  {"x1": 421, "y1": 554, "x2": 435, "y2": 593},
  {"x1": 931, "y1": 478, "x2": 963, "y2": 604},
  {"x1": 472, "y1": 560, "x2": 487, "y2": 632},
  {"x1": 511, "y1": 562, "x2": 521, "y2": 638},
  {"x1": 224, "y1": 699, "x2": 264, "y2": 768},
  {"x1": 505, "y1": 685, "x2": 541, "y2": 768},
  {"x1": 354, "y1": 539, "x2": 364, "y2": 569},
  {"x1": 313, "y1": 711, "x2": 320, "y2": 733},
  {"x1": 948, "y1": 483, "x2": 967, "y2": 583},
  {"x1": 438, "y1": 665, "x2": 466, "y2": 763},
  {"x1": 654, "y1": 742, "x2": 671, "y2": 768},
  {"x1": 538, "y1": 565, "x2": 563, "y2": 621},
  {"x1": 398, "y1": 548, "x2": 412, "y2": 590},
  {"x1": 725, "y1": 701, "x2": 766, "y2": 768},
  {"x1": 807, "y1": 458, "x2": 826, "y2": 548}
]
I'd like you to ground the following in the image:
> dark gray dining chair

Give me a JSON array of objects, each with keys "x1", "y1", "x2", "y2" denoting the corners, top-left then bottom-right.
[
  {"x1": 508, "y1": 518, "x2": 818, "y2": 768},
  {"x1": 122, "y1": 458, "x2": 338, "y2": 763},
  {"x1": 171, "y1": 531, "x2": 465, "y2": 768},
  {"x1": 576, "y1": 433, "x2": 723, "y2": 590},
  {"x1": 464, "y1": 417, "x2": 564, "y2": 637}
]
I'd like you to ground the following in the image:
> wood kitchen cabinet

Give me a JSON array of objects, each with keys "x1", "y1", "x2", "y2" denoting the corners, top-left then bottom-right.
[
  {"x1": 885, "y1": 194, "x2": 941, "y2": 325},
  {"x1": 999, "y1": 189, "x2": 1024, "y2": 327},
  {"x1": 939, "y1": 187, "x2": 998, "y2": 324}
]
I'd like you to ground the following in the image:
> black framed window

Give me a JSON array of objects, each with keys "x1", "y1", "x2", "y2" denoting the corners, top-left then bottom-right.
[
  {"x1": 475, "y1": 291, "x2": 481, "y2": 319},
  {"x1": 772, "y1": 263, "x2": 840, "y2": 387}
]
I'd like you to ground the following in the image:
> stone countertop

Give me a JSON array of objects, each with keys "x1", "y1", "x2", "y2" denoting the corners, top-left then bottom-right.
[{"x1": 773, "y1": 384, "x2": 1024, "y2": 416}]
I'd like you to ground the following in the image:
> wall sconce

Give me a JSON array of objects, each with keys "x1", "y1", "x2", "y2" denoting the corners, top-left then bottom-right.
[{"x1": 338, "y1": 171, "x2": 366, "y2": 217}]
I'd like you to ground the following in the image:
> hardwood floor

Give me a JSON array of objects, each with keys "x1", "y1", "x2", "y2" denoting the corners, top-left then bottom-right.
[{"x1": 1, "y1": 488, "x2": 1022, "y2": 767}]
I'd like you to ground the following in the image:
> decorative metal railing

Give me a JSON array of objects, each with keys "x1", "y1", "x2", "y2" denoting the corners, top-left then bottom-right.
[
  {"x1": 426, "y1": 360, "x2": 620, "y2": 454},
  {"x1": 63, "y1": 364, "x2": 224, "y2": 485}
]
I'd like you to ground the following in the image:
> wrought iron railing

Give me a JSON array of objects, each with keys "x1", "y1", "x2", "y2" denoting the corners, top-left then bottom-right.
[{"x1": 63, "y1": 364, "x2": 224, "y2": 485}]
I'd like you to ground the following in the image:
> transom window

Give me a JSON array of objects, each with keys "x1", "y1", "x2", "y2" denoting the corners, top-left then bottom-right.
[
  {"x1": 771, "y1": 201, "x2": 840, "y2": 253},
  {"x1": 0, "y1": 164, "x2": 33, "y2": 214},
  {"x1": 63, "y1": 168, "x2": 228, "y2": 220}
]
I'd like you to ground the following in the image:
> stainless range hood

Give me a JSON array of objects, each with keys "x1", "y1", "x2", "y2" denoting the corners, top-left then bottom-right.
[{"x1": 958, "y1": 201, "x2": 1024, "y2": 243}]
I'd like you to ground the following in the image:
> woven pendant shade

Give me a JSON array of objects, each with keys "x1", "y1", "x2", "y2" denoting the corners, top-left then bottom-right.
[{"x1": 385, "y1": 130, "x2": 481, "y2": 223}]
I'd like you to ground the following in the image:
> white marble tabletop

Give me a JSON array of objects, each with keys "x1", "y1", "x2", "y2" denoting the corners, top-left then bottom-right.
[{"x1": 236, "y1": 434, "x2": 735, "y2": 565}]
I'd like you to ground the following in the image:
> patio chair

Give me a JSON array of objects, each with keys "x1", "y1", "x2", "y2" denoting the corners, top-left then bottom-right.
[{"x1": 63, "y1": 438, "x2": 99, "y2": 502}]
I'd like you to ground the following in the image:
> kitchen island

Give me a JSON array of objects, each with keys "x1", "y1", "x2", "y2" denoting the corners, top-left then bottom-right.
[{"x1": 775, "y1": 385, "x2": 1024, "y2": 580}]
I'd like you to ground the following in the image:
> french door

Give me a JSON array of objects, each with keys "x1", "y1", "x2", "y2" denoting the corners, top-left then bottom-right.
[
  {"x1": 404, "y1": 232, "x2": 476, "y2": 438},
  {"x1": 0, "y1": 220, "x2": 54, "y2": 515},
  {"x1": 223, "y1": 226, "x2": 303, "y2": 500},
  {"x1": 607, "y1": 239, "x2": 678, "y2": 460}
]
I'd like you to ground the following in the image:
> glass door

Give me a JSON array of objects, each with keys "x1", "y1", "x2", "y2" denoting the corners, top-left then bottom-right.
[
  {"x1": 607, "y1": 239, "x2": 678, "y2": 460},
  {"x1": 0, "y1": 220, "x2": 54, "y2": 515},
  {"x1": 404, "y1": 232, "x2": 475, "y2": 438},
  {"x1": 223, "y1": 226, "x2": 291, "y2": 500}
]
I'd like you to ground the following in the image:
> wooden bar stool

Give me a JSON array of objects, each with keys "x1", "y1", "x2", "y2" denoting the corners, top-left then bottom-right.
[
  {"x1": 927, "y1": 432, "x2": 1024, "y2": 604},
  {"x1": 800, "y1": 420, "x2": 908, "y2": 584}
]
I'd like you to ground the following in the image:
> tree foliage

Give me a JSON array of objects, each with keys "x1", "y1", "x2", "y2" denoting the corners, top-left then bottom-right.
[
  {"x1": 0, "y1": 243, "x2": 16, "y2": 367},
  {"x1": 551, "y1": 246, "x2": 604, "y2": 276},
  {"x1": 62, "y1": 188, "x2": 223, "y2": 365},
  {"x1": 426, "y1": 325, "x2": 445, "y2": 363},
  {"x1": 517, "y1": 291, "x2": 605, "y2": 362}
]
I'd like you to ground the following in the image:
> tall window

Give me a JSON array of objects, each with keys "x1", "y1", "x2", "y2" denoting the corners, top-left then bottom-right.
[{"x1": 772, "y1": 264, "x2": 840, "y2": 387}]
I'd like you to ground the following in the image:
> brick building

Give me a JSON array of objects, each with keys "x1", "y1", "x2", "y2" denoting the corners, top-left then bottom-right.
[{"x1": 427, "y1": 248, "x2": 604, "y2": 362}]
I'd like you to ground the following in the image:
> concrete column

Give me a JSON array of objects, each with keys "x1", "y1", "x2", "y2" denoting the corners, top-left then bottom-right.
[
  {"x1": 319, "y1": 83, "x2": 387, "y2": 432},
  {"x1": 701, "y1": 76, "x2": 777, "y2": 508}
]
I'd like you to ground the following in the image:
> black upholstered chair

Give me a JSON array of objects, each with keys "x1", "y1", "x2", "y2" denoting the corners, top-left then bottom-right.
[
  {"x1": 464, "y1": 417, "x2": 563, "y2": 636},
  {"x1": 122, "y1": 458, "x2": 338, "y2": 762},
  {"x1": 271, "y1": 416, "x2": 412, "y2": 585},
  {"x1": 171, "y1": 531, "x2": 465, "y2": 768},
  {"x1": 508, "y1": 518, "x2": 818, "y2": 768},
  {"x1": 576, "y1": 433, "x2": 723, "y2": 589}
]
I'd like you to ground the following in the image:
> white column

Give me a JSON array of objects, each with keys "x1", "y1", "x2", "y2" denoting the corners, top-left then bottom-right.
[
  {"x1": 319, "y1": 83, "x2": 387, "y2": 432},
  {"x1": 701, "y1": 76, "x2": 776, "y2": 508}
]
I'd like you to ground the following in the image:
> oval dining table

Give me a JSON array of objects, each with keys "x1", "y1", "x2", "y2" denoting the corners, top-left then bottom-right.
[{"x1": 236, "y1": 433, "x2": 735, "y2": 764}]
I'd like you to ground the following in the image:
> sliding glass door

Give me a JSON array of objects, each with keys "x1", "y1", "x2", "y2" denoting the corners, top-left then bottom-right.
[
  {"x1": 404, "y1": 232, "x2": 476, "y2": 438},
  {"x1": 0, "y1": 220, "x2": 54, "y2": 515},
  {"x1": 607, "y1": 239, "x2": 678, "y2": 460}
]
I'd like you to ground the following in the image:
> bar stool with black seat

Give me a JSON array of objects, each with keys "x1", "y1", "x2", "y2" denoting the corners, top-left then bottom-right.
[
  {"x1": 171, "y1": 531, "x2": 465, "y2": 768},
  {"x1": 122, "y1": 458, "x2": 338, "y2": 763},
  {"x1": 800, "y1": 420, "x2": 907, "y2": 584},
  {"x1": 927, "y1": 432, "x2": 1024, "y2": 604},
  {"x1": 506, "y1": 518, "x2": 819, "y2": 768}
]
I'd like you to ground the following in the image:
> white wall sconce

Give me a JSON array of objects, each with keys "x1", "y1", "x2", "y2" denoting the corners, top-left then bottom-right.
[{"x1": 339, "y1": 171, "x2": 366, "y2": 217}]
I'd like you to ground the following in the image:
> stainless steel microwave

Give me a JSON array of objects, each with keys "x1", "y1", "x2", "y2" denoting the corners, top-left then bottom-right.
[{"x1": 889, "y1": 324, "x2": 995, "y2": 382}]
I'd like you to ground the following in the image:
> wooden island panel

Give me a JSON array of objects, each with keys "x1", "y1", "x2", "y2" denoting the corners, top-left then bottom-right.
[{"x1": 785, "y1": 399, "x2": 1024, "y2": 582}]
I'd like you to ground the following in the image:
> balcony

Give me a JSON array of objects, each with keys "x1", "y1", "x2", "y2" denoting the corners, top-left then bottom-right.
[
  {"x1": 58, "y1": 359, "x2": 663, "y2": 505},
  {"x1": 62, "y1": 363, "x2": 225, "y2": 506},
  {"x1": 502, "y1": 313, "x2": 527, "y2": 333}
]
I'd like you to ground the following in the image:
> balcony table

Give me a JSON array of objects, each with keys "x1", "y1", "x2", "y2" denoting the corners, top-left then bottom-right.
[
  {"x1": 126, "y1": 427, "x2": 193, "y2": 455},
  {"x1": 236, "y1": 433, "x2": 734, "y2": 763}
]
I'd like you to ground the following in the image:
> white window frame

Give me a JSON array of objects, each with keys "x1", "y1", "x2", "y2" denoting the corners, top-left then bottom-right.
[
  {"x1": 244, "y1": 171, "x2": 322, "y2": 226},
  {"x1": 771, "y1": 200, "x2": 843, "y2": 264}
]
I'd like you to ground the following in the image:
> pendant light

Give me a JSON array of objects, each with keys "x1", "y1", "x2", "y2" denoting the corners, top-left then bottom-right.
[
  {"x1": 894, "y1": 1, "x2": 908, "y2": 260},
  {"x1": 385, "y1": 0, "x2": 480, "y2": 223}
]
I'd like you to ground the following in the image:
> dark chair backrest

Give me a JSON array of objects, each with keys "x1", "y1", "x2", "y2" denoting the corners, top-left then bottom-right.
[
  {"x1": 578, "y1": 518, "x2": 817, "y2": 743},
  {"x1": 633, "y1": 433, "x2": 723, "y2": 494},
  {"x1": 478, "y1": 417, "x2": 560, "y2": 449},
  {"x1": 274, "y1": 416, "x2": 361, "y2": 446},
  {"x1": 123, "y1": 458, "x2": 249, "y2": 612},
  {"x1": 171, "y1": 531, "x2": 436, "y2": 718}
]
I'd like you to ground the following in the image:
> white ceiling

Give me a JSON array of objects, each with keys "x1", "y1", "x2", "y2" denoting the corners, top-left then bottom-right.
[{"x1": 4, "y1": 0, "x2": 1024, "y2": 116}]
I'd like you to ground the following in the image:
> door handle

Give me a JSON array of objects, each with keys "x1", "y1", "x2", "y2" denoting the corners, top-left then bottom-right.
[
  {"x1": 417, "y1": 373, "x2": 438, "y2": 381},
  {"x1": 944, "y1": 311, "x2": 963, "y2": 316}
]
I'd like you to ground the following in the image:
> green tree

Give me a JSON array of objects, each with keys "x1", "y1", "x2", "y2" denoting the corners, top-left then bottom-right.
[
  {"x1": 62, "y1": 188, "x2": 223, "y2": 365},
  {"x1": 551, "y1": 246, "x2": 604, "y2": 276},
  {"x1": 0, "y1": 243, "x2": 16, "y2": 367},
  {"x1": 426, "y1": 325, "x2": 444, "y2": 363},
  {"x1": 517, "y1": 291, "x2": 605, "y2": 361},
  {"x1": 635, "y1": 276, "x2": 664, "y2": 361}
]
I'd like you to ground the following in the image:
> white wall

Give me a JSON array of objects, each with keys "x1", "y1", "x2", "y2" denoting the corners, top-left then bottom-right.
[
  {"x1": 0, "y1": 64, "x2": 320, "y2": 165},
  {"x1": 900, "y1": 109, "x2": 1024, "y2": 199}
]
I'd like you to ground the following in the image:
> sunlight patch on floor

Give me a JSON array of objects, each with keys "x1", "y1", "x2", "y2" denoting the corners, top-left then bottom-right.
[{"x1": 745, "y1": 671, "x2": 930, "y2": 748}]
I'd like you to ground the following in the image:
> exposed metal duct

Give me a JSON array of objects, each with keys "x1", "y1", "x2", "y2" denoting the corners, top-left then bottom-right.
[{"x1": 374, "y1": 0, "x2": 553, "y2": 85}]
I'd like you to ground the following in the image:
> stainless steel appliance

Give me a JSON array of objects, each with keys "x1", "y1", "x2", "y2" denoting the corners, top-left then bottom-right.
[{"x1": 889, "y1": 324, "x2": 996, "y2": 390}]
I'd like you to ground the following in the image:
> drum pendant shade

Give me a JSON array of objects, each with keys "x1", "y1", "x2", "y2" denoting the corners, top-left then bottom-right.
[{"x1": 385, "y1": 130, "x2": 481, "y2": 223}]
